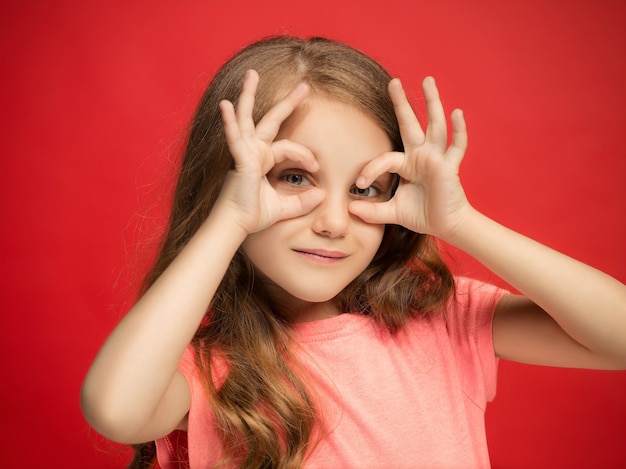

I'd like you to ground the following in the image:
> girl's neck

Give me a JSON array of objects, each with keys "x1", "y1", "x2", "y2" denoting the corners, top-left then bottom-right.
[
  {"x1": 292, "y1": 301, "x2": 342, "y2": 323},
  {"x1": 271, "y1": 294, "x2": 342, "y2": 323}
]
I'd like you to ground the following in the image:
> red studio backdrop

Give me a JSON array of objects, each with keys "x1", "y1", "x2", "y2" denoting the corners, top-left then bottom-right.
[{"x1": 1, "y1": 1, "x2": 624, "y2": 467}]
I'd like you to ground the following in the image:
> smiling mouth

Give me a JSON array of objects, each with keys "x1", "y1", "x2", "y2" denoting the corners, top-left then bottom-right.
[{"x1": 293, "y1": 249, "x2": 348, "y2": 264}]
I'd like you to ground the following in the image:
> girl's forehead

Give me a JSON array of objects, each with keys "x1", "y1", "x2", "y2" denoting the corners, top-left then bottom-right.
[
  {"x1": 279, "y1": 95, "x2": 386, "y2": 140},
  {"x1": 276, "y1": 96, "x2": 392, "y2": 177}
]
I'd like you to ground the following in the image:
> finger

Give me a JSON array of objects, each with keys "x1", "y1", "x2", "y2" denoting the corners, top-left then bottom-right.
[
  {"x1": 447, "y1": 108, "x2": 468, "y2": 167},
  {"x1": 255, "y1": 82, "x2": 310, "y2": 143},
  {"x1": 236, "y1": 70, "x2": 260, "y2": 136},
  {"x1": 269, "y1": 140, "x2": 319, "y2": 174},
  {"x1": 219, "y1": 99, "x2": 241, "y2": 149},
  {"x1": 355, "y1": 151, "x2": 405, "y2": 189},
  {"x1": 422, "y1": 76, "x2": 447, "y2": 149},
  {"x1": 348, "y1": 199, "x2": 398, "y2": 225},
  {"x1": 388, "y1": 78, "x2": 425, "y2": 147},
  {"x1": 278, "y1": 188, "x2": 325, "y2": 221}
]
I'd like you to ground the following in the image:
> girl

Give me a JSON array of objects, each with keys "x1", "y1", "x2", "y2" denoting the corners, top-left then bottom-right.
[{"x1": 81, "y1": 36, "x2": 626, "y2": 469}]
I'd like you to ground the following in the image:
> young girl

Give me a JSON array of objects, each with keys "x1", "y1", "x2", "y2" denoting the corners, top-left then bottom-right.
[{"x1": 81, "y1": 36, "x2": 626, "y2": 469}]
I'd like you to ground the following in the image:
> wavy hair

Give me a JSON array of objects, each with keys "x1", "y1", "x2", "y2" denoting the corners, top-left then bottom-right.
[{"x1": 130, "y1": 36, "x2": 454, "y2": 469}]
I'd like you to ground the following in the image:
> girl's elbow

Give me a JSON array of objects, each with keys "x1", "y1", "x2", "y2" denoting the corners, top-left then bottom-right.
[{"x1": 80, "y1": 379, "x2": 146, "y2": 444}]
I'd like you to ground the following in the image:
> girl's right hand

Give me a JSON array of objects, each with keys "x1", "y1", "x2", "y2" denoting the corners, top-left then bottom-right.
[{"x1": 217, "y1": 70, "x2": 324, "y2": 234}]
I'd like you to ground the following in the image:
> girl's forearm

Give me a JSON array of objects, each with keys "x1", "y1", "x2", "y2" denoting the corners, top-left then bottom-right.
[
  {"x1": 81, "y1": 206, "x2": 248, "y2": 437},
  {"x1": 447, "y1": 207, "x2": 626, "y2": 361}
]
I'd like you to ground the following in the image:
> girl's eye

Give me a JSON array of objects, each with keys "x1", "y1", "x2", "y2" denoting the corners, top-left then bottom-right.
[
  {"x1": 350, "y1": 185, "x2": 380, "y2": 198},
  {"x1": 282, "y1": 173, "x2": 311, "y2": 186}
]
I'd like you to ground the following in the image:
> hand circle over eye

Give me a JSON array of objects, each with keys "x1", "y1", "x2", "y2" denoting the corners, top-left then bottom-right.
[
  {"x1": 216, "y1": 70, "x2": 324, "y2": 234},
  {"x1": 348, "y1": 76, "x2": 471, "y2": 241}
]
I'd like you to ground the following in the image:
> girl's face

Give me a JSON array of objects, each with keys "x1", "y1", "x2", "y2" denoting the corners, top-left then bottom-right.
[{"x1": 242, "y1": 96, "x2": 393, "y2": 318}]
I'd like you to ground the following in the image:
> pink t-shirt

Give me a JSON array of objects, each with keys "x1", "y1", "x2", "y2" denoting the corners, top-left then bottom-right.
[{"x1": 156, "y1": 277, "x2": 508, "y2": 468}]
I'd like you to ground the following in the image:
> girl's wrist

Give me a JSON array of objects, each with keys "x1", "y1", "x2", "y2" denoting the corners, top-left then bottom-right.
[
  {"x1": 199, "y1": 204, "x2": 250, "y2": 246},
  {"x1": 438, "y1": 205, "x2": 483, "y2": 249}
]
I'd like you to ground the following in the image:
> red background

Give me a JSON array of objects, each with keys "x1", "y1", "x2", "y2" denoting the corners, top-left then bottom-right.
[{"x1": 1, "y1": 1, "x2": 625, "y2": 467}]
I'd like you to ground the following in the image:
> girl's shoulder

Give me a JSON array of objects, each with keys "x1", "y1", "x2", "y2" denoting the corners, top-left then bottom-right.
[{"x1": 446, "y1": 276, "x2": 510, "y2": 320}]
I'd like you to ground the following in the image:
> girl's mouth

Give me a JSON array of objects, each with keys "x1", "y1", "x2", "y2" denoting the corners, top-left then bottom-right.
[{"x1": 293, "y1": 249, "x2": 348, "y2": 264}]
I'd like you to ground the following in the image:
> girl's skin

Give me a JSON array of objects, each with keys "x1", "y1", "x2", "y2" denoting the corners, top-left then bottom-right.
[
  {"x1": 81, "y1": 70, "x2": 626, "y2": 446},
  {"x1": 241, "y1": 91, "x2": 395, "y2": 322}
]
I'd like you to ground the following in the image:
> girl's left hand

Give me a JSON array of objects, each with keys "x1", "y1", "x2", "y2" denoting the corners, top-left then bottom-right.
[{"x1": 348, "y1": 77, "x2": 472, "y2": 241}]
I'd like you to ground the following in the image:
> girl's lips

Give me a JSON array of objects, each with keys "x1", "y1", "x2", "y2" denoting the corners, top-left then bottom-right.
[{"x1": 293, "y1": 249, "x2": 348, "y2": 264}]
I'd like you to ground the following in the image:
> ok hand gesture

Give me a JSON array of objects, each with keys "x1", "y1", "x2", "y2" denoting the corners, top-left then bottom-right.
[
  {"x1": 349, "y1": 77, "x2": 471, "y2": 241},
  {"x1": 217, "y1": 70, "x2": 324, "y2": 234}
]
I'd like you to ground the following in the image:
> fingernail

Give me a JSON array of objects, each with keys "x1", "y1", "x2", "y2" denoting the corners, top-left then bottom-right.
[{"x1": 356, "y1": 177, "x2": 366, "y2": 188}]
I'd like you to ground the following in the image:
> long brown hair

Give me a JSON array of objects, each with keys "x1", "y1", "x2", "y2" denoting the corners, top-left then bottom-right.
[{"x1": 130, "y1": 36, "x2": 454, "y2": 469}]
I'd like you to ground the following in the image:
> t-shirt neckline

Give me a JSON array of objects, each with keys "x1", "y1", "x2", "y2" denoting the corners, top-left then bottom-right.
[{"x1": 291, "y1": 312, "x2": 370, "y2": 342}]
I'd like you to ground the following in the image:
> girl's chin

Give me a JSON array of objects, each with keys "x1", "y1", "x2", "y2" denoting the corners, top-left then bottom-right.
[
  {"x1": 272, "y1": 290, "x2": 342, "y2": 309},
  {"x1": 258, "y1": 277, "x2": 346, "y2": 304}
]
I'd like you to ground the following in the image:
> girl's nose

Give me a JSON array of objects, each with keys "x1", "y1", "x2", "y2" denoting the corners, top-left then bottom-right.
[{"x1": 311, "y1": 194, "x2": 349, "y2": 238}]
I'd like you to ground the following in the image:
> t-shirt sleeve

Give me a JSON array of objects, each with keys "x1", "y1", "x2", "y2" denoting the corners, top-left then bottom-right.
[
  {"x1": 154, "y1": 346, "x2": 197, "y2": 468},
  {"x1": 447, "y1": 277, "x2": 510, "y2": 405},
  {"x1": 155, "y1": 345, "x2": 224, "y2": 469}
]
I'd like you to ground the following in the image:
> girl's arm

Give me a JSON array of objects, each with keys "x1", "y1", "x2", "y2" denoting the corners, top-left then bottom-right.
[
  {"x1": 350, "y1": 77, "x2": 626, "y2": 370},
  {"x1": 81, "y1": 71, "x2": 323, "y2": 444},
  {"x1": 450, "y1": 208, "x2": 626, "y2": 369},
  {"x1": 81, "y1": 209, "x2": 247, "y2": 444}
]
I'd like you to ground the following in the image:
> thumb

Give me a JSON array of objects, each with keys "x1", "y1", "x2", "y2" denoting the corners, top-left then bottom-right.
[
  {"x1": 278, "y1": 188, "x2": 325, "y2": 221},
  {"x1": 348, "y1": 200, "x2": 397, "y2": 225}
]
